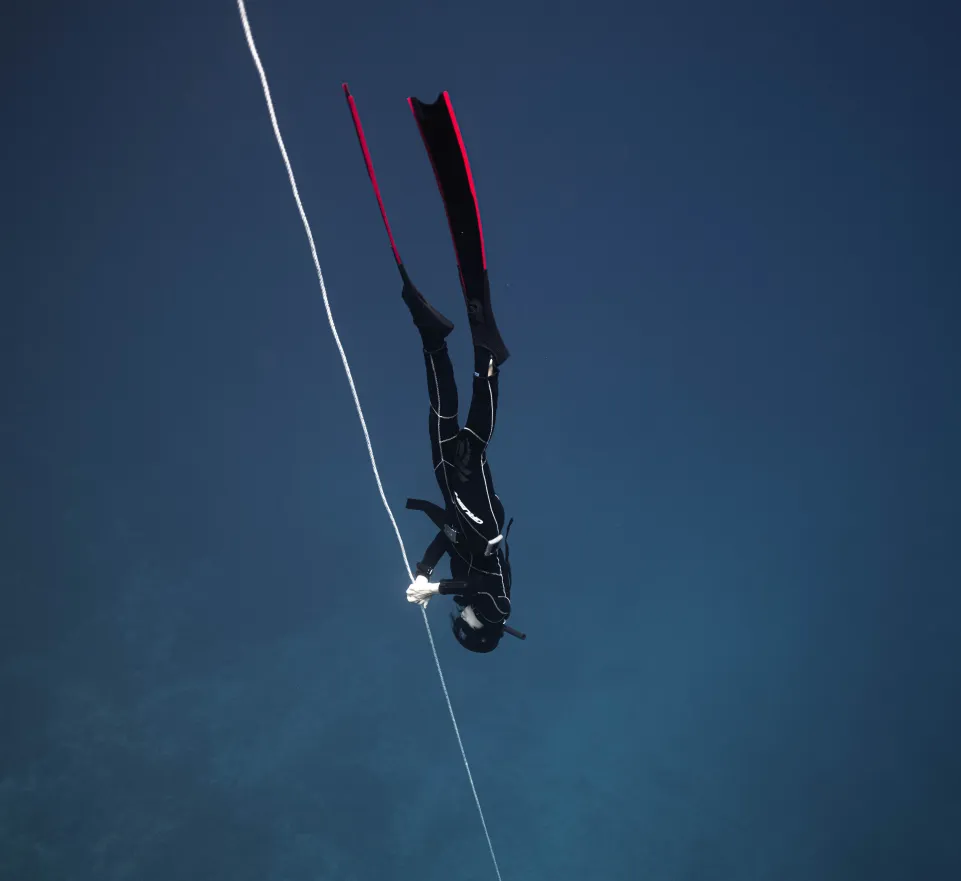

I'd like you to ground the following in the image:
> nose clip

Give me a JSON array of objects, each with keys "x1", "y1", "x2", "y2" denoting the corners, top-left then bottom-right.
[{"x1": 484, "y1": 534, "x2": 504, "y2": 556}]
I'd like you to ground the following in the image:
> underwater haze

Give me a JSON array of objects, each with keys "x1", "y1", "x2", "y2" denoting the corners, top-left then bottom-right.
[{"x1": 2, "y1": 0, "x2": 960, "y2": 879}]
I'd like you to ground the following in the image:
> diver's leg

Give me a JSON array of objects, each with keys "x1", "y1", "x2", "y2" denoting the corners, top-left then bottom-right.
[
  {"x1": 424, "y1": 343, "x2": 460, "y2": 500},
  {"x1": 449, "y1": 347, "x2": 505, "y2": 544},
  {"x1": 463, "y1": 346, "x2": 500, "y2": 451}
]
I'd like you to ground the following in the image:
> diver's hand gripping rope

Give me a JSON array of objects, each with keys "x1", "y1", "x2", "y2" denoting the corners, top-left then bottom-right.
[
  {"x1": 407, "y1": 575, "x2": 440, "y2": 607},
  {"x1": 234, "y1": 4, "x2": 504, "y2": 880}
]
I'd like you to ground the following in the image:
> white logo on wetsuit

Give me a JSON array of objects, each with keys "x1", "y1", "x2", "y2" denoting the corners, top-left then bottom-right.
[{"x1": 453, "y1": 491, "x2": 484, "y2": 525}]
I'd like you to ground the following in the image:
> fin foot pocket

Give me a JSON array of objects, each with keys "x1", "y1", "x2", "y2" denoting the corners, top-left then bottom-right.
[{"x1": 400, "y1": 265, "x2": 455, "y2": 348}]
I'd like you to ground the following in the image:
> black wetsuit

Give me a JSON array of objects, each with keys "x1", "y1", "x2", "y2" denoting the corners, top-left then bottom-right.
[{"x1": 407, "y1": 344, "x2": 511, "y2": 627}]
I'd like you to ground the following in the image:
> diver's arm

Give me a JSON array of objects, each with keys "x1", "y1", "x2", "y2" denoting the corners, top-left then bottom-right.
[
  {"x1": 436, "y1": 580, "x2": 473, "y2": 596},
  {"x1": 415, "y1": 531, "x2": 448, "y2": 579},
  {"x1": 405, "y1": 573, "x2": 469, "y2": 606},
  {"x1": 405, "y1": 579, "x2": 474, "y2": 605}
]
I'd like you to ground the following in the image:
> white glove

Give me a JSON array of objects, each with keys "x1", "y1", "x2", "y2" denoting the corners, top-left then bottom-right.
[{"x1": 406, "y1": 574, "x2": 440, "y2": 607}]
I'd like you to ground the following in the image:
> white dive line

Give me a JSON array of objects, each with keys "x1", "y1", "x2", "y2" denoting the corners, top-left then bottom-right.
[{"x1": 234, "y1": 4, "x2": 504, "y2": 880}]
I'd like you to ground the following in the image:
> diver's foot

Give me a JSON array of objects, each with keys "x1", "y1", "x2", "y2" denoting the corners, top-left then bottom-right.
[
  {"x1": 464, "y1": 277, "x2": 509, "y2": 365},
  {"x1": 467, "y1": 301, "x2": 509, "y2": 366},
  {"x1": 401, "y1": 279, "x2": 454, "y2": 349}
]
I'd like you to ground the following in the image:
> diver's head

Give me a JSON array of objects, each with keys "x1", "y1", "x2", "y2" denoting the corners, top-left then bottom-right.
[{"x1": 450, "y1": 604, "x2": 504, "y2": 653}]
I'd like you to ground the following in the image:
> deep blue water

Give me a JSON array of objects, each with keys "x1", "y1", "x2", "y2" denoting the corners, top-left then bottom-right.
[{"x1": 2, "y1": 1, "x2": 959, "y2": 878}]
